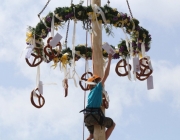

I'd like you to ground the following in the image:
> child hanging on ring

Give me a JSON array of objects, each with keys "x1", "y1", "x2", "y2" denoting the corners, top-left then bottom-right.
[{"x1": 80, "y1": 54, "x2": 115, "y2": 140}]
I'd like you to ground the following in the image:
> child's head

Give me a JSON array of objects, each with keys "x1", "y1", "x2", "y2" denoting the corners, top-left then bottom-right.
[{"x1": 87, "y1": 75, "x2": 101, "y2": 90}]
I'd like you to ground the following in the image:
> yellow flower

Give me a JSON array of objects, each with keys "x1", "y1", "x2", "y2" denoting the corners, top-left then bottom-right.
[
  {"x1": 115, "y1": 49, "x2": 119, "y2": 53},
  {"x1": 26, "y1": 32, "x2": 33, "y2": 43},
  {"x1": 139, "y1": 52, "x2": 142, "y2": 58},
  {"x1": 76, "y1": 51, "x2": 80, "y2": 55},
  {"x1": 79, "y1": 44, "x2": 85, "y2": 47},
  {"x1": 60, "y1": 53, "x2": 69, "y2": 67},
  {"x1": 120, "y1": 21, "x2": 124, "y2": 26},
  {"x1": 124, "y1": 19, "x2": 128, "y2": 24},
  {"x1": 91, "y1": 13, "x2": 96, "y2": 21},
  {"x1": 41, "y1": 29, "x2": 45, "y2": 33},
  {"x1": 103, "y1": 50, "x2": 106, "y2": 54},
  {"x1": 113, "y1": 23, "x2": 118, "y2": 27},
  {"x1": 143, "y1": 33, "x2": 146, "y2": 38},
  {"x1": 113, "y1": 8, "x2": 117, "y2": 12},
  {"x1": 54, "y1": 23, "x2": 58, "y2": 26},
  {"x1": 106, "y1": 20, "x2": 110, "y2": 23},
  {"x1": 96, "y1": 13, "x2": 100, "y2": 17},
  {"x1": 51, "y1": 57, "x2": 60, "y2": 69},
  {"x1": 55, "y1": 14, "x2": 59, "y2": 17},
  {"x1": 78, "y1": 11, "x2": 82, "y2": 16},
  {"x1": 55, "y1": 14, "x2": 63, "y2": 21},
  {"x1": 117, "y1": 13, "x2": 121, "y2": 17},
  {"x1": 87, "y1": 12, "x2": 93, "y2": 16}
]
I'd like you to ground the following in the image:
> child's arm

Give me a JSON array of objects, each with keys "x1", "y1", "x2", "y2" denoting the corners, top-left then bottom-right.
[{"x1": 101, "y1": 54, "x2": 112, "y2": 86}]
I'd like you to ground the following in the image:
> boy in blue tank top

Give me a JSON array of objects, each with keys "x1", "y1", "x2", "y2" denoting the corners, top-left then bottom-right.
[{"x1": 84, "y1": 54, "x2": 115, "y2": 140}]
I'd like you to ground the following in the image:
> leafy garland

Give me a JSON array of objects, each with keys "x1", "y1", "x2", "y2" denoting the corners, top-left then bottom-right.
[{"x1": 26, "y1": 4, "x2": 152, "y2": 66}]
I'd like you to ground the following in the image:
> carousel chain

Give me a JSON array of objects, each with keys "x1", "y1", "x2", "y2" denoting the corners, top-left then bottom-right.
[
  {"x1": 126, "y1": 0, "x2": 133, "y2": 18},
  {"x1": 65, "y1": 20, "x2": 70, "y2": 48},
  {"x1": 107, "y1": 0, "x2": 110, "y2": 5},
  {"x1": 38, "y1": 0, "x2": 51, "y2": 18},
  {"x1": 64, "y1": 0, "x2": 73, "y2": 48}
]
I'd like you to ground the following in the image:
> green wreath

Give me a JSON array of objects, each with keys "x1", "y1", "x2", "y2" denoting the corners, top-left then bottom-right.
[{"x1": 25, "y1": 3, "x2": 151, "y2": 65}]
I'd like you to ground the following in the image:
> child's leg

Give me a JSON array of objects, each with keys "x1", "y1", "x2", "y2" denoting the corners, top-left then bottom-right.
[
  {"x1": 105, "y1": 122, "x2": 115, "y2": 140},
  {"x1": 103, "y1": 117, "x2": 115, "y2": 140}
]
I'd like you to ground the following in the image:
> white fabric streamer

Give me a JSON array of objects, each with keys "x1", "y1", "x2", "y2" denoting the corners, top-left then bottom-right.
[
  {"x1": 141, "y1": 42, "x2": 145, "y2": 58},
  {"x1": 51, "y1": 14, "x2": 54, "y2": 37},
  {"x1": 92, "y1": 4, "x2": 107, "y2": 30},
  {"x1": 146, "y1": 56, "x2": 153, "y2": 70},
  {"x1": 36, "y1": 65, "x2": 40, "y2": 88},
  {"x1": 126, "y1": 58, "x2": 132, "y2": 81},
  {"x1": 129, "y1": 40, "x2": 133, "y2": 57}
]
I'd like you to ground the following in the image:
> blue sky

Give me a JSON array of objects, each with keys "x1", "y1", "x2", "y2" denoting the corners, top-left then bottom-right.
[{"x1": 0, "y1": 0, "x2": 180, "y2": 140}]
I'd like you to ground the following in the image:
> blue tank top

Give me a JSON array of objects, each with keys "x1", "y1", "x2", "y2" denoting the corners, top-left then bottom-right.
[{"x1": 86, "y1": 82, "x2": 103, "y2": 108}]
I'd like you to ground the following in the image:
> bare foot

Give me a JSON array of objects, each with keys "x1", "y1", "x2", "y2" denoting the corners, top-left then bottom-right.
[{"x1": 87, "y1": 134, "x2": 93, "y2": 140}]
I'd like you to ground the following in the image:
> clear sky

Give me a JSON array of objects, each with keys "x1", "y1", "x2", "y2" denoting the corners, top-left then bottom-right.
[{"x1": 0, "y1": 0, "x2": 180, "y2": 140}]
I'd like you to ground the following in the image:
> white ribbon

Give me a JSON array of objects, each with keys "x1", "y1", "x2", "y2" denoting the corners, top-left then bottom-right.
[
  {"x1": 51, "y1": 14, "x2": 54, "y2": 37},
  {"x1": 132, "y1": 56, "x2": 140, "y2": 81},
  {"x1": 89, "y1": 29, "x2": 97, "y2": 36},
  {"x1": 38, "y1": 81, "x2": 43, "y2": 95},
  {"x1": 92, "y1": 4, "x2": 107, "y2": 30},
  {"x1": 121, "y1": 26, "x2": 131, "y2": 57},
  {"x1": 93, "y1": 4, "x2": 107, "y2": 24},
  {"x1": 126, "y1": 58, "x2": 132, "y2": 81},
  {"x1": 36, "y1": 65, "x2": 40, "y2": 89},
  {"x1": 21, "y1": 33, "x2": 36, "y2": 58},
  {"x1": 133, "y1": 71, "x2": 137, "y2": 81},
  {"x1": 146, "y1": 56, "x2": 153, "y2": 70},
  {"x1": 129, "y1": 40, "x2": 133, "y2": 57},
  {"x1": 32, "y1": 64, "x2": 43, "y2": 96},
  {"x1": 25, "y1": 45, "x2": 33, "y2": 59},
  {"x1": 141, "y1": 42, "x2": 145, "y2": 58},
  {"x1": 62, "y1": 78, "x2": 68, "y2": 89},
  {"x1": 65, "y1": 8, "x2": 79, "y2": 87}
]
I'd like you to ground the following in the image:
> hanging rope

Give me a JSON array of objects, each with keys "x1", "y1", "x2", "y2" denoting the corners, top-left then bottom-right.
[
  {"x1": 83, "y1": 1, "x2": 90, "y2": 140},
  {"x1": 126, "y1": 0, "x2": 133, "y2": 18}
]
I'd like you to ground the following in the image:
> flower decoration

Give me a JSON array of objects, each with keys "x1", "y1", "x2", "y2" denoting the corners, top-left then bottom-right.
[
  {"x1": 26, "y1": 31, "x2": 33, "y2": 45},
  {"x1": 117, "y1": 40, "x2": 129, "y2": 58},
  {"x1": 25, "y1": 4, "x2": 152, "y2": 68}
]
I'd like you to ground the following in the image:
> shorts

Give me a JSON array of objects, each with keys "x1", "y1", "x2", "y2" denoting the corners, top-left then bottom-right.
[{"x1": 84, "y1": 114, "x2": 114, "y2": 134}]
